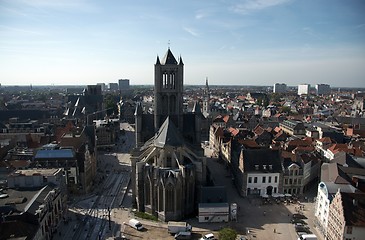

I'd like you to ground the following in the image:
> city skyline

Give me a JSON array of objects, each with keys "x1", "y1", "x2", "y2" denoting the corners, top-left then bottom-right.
[{"x1": 1, "y1": 0, "x2": 364, "y2": 87}]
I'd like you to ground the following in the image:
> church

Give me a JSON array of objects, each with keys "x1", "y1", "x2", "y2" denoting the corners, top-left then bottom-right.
[{"x1": 131, "y1": 48, "x2": 207, "y2": 221}]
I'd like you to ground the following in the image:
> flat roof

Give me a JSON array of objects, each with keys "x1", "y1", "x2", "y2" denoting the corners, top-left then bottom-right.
[
  {"x1": 35, "y1": 149, "x2": 74, "y2": 159},
  {"x1": 14, "y1": 168, "x2": 61, "y2": 176}
]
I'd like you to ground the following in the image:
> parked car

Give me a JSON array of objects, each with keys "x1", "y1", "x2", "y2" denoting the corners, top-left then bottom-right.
[
  {"x1": 291, "y1": 219, "x2": 307, "y2": 225},
  {"x1": 200, "y1": 233, "x2": 215, "y2": 240}
]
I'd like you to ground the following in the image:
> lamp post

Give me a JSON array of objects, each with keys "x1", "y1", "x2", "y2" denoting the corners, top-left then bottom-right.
[{"x1": 108, "y1": 207, "x2": 111, "y2": 230}]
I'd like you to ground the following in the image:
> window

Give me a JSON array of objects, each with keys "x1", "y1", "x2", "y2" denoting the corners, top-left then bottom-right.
[
  {"x1": 248, "y1": 177, "x2": 252, "y2": 183},
  {"x1": 289, "y1": 179, "x2": 293, "y2": 184},
  {"x1": 262, "y1": 176, "x2": 266, "y2": 183},
  {"x1": 268, "y1": 176, "x2": 272, "y2": 183},
  {"x1": 263, "y1": 165, "x2": 267, "y2": 170},
  {"x1": 255, "y1": 165, "x2": 259, "y2": 170},
  {"x1": 254, "y1": 177, "x2": 257, "y2": 183},
  {"x1": 274, "y1": 187, "x2": 277, "y2": 193},
  {"x1": 346, "y1": 226, "x2": 352, "y2": 234},
  {"x1": 285, "y1": 179, "x2": 288, "y2": 184},
  {"x1": 205, "y1": 217, "x2": 209, "y2": 220},
  {"x1": 269, "y1": 165, "x2": 273, "y2": 170},
  {"x1": 294, "y1": 179, "x2": 297, "y2": 184},
  {"x1": 298, "y1": 179, "x2": 302, "y2": 184}
]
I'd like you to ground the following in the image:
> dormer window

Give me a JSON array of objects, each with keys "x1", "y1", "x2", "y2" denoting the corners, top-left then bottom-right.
[
  {"x1": 269, "y1": 165, "x2": 273, "y2": 170},
  {"x1": 263, "y1": 165, "x2": 267, "y2": 170},
  {"x1": 255, "y1": 165, "x2": 259, "y2": 170}
]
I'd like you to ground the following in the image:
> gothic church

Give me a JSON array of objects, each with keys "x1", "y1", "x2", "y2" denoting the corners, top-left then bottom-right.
[{"x1": 131, "y1": 48, "x2": 206, "y2": 221}]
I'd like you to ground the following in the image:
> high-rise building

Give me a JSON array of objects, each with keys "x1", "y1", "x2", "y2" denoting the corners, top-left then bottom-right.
[
  {"x1": 108, "y1": 83, "x2": 119, "y2": 91},
  {"x1": 97, "y1": 83, "x2": 106, "y2": 92},
  {"x1": 273, "y1": 83, "x2": 287, "y2": 93},
  {"x1": 118, "y1": 79, "x2": 130, "y2": 90},
  {"x1": 316, "y1": 84, "x2": 331, "y2": 95},
  {"x1": 298, "y1": 84, "x2": 310, "y2": 95}
]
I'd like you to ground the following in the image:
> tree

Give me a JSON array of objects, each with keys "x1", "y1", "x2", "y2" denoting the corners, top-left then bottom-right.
[
  {"x1": 104, "y1": 94, "x2": 118, "y2": 115},
  {"x1": 218, "y1": 227, "x2": 237, "y2": 240}
]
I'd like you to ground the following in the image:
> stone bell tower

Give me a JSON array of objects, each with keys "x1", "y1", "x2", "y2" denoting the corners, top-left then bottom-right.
[{"x1": 154, "y1": 48, "x2": 184, "y2": 131}]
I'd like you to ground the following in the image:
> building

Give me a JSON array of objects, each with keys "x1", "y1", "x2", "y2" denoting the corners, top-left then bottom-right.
[
  {"x1": 282, "y1": 160, "x2": 304, "y2": 195},
  {"x1": 7, "y1": 168, "x2": 66, "y2": 190},
  {"x1": 280, "y1": 119, "x2": 306, "y2": 136},
  {"x1": 298, "y1": 84, "x2": 310, "y2": 95},
  {"x1": 316, "y1": 84, "x2": 331, "y2": 95},
  {"x1": 118, "y1": 79, "x2": 130, "y2": 90},
  {"x1": 131, "y1": 48, "x2": 206, "y2": 221},
  {"x1": 232, "y1": 148, "x2": 283, "y2": 197},
  {"x1": 64, "y1": 85, "x2": 103, "y2": 123},
  {"x1": 273, "y1": 83, "x2": 287, "y2": 93},
  {"x1": 108, "y1": 83, "x2": 119, "y2": 91},
  {"x1": 327, "y1": 191, "x2": 365, "y2": 240},
  {"x1": 198, "y1": 186, "x2": 229, "y2": 223},
  {"x1": 1, "y1": 169, "x2": 67, "y2": 240},
  {"x1": 97, "y1": 83, "x2": 106, "y2": 91},
  {"x1": 94, "y1": 119, "x2": 119, "y2": 150}
]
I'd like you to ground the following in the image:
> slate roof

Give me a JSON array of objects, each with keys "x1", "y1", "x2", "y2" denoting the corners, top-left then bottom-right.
[
  {"x1": 341, "y1": 192, "x2": 365, "y2": 227},
  {"x1": 154, "y1": 117, "x2": 184, "y2": 148},
  {"x1": 242, "y1": 148, "x2": 283, "y2": 173},
  {"x1": 161, "y1": 48, "x2": 178, "y2": 65}
]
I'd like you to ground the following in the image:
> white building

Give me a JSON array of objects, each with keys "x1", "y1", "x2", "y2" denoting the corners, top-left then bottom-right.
[
  {"x1": 246, "y1": 172, "x2": 281, "y2": 196},
  {"x1": 316, "y1": 84, "x2": 331, "y2": 95},
  {"x1": 198, "y1": 203, "x2": 229, "y2": 223},
  {"x1": 273, "y1": 83, "x2": 287, "y2": 93},
  {"x1": 298, "y1": 84, "x2": 310, "y2": 95}
]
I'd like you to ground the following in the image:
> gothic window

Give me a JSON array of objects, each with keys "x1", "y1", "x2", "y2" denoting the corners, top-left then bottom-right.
[
  {"x1": 166, "y1": 183, "x2": 175, "y2": 212},
  {"x1": 145, "y1": 177, "x2": 151, "y2": 205},
  {"x1": 162, "y1": 95, "x2": 168, "y2": 114},
  {"x1": 158, "y1": 182, "x2": 164, "y2": 212},
  {"x1": 166, "y1": 157, "x2": 172, "y2": 167}
]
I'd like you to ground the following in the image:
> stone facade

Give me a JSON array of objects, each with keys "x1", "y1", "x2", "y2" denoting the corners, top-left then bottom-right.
[{"x1": 132, "y1": 48, "x2": 206, "y2": 221}]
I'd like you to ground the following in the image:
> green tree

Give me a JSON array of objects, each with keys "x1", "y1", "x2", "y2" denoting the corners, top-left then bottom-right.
[
  {"x1": 281, "y1": 106, "x2": 291, "y2": 114},
  {"x1": 218, "y1": 227, "x2": 237, "y2": 240},
  {"x1": 104, "y1": 94, "x2": 118, "y2": 115}
]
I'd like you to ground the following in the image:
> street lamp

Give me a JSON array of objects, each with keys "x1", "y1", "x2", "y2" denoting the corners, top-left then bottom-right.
[{"x1": 108, "y1": 207, "x2": 111, "y2": 230}]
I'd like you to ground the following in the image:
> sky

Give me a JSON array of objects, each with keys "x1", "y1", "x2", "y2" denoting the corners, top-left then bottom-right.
[{"x1": 0, "y1": 0, "x2": 365, "y2": 87}]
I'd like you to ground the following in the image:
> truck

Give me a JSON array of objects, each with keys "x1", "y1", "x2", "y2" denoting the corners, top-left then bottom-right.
[
  {"x1": 167, "y1": 221, "x2": 192, "y2": 234},
  {"x1": 128, "y1": 219, "x2": 143, "y2": 231}
]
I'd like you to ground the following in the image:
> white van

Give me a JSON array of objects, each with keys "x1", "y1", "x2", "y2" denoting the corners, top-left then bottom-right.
[
  {"x1": 128, "y1": 219, "x2": 143, "y2": 231},
  {"x1": 298, "y1": 234, "x2": 317, "y2": 240}
]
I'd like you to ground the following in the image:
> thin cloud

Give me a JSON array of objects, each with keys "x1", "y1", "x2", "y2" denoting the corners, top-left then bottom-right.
[
  {"x1": 231, "y1": 0, "x2": 292, "y2": 14},
  {"x1": 183, "y1": 26, "x2": 200, "y2": 37}
]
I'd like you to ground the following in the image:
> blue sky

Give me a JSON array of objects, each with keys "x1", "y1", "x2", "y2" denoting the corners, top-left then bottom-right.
[{"x1": 1, "y1": 0, "x2": 364, "y2": 87}]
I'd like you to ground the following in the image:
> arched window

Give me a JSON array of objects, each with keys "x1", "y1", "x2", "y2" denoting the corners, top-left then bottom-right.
[
  {"x1": 145, "y1": 177, "x2": 151, "y2": 205},
  {"x1": 166, "y1": 183, "x2": 175, "y2": 212},
  {"x1": 158, "y1": 182, "x2": 164, "y2": 211}
]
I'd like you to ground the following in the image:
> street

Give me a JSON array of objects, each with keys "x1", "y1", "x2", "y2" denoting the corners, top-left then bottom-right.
[{"x1": 54, "y1": 122, "x2": 135, "y2": 240}]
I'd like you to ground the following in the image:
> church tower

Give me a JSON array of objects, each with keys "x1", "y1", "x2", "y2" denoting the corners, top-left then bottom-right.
[
  {"x1": 203, "y1": 77, "x2": 210, "y2": 114},
  {"x1": 154, "y1": 48, "x2": 184, "y2": 132}
]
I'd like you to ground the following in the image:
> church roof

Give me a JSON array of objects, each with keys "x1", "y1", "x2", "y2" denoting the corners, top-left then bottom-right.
[
  {"x1": 192, "y1": 101, "x2": 201, "y2": 113},
  {"x1": 161, "y1": 48, "x2": 178, "y2": 65},
  {"x1": 154, "y1": 117, "x2": 184, "y2": 147}
]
